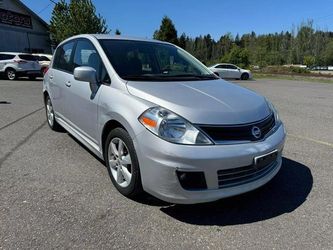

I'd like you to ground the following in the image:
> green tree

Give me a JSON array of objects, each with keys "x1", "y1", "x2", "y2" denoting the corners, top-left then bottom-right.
[
  {"x1": 223, "y1": 46, "x2": 250, "y2": 68},
  {"x1": 178, "y1": 33, "x2": 186, "y2": 49},
  {"x1": 153, "y1": 16, "x2": 178, "y2": 45},
  {"x1": 323, "y1": 41, "x2": 333, "y2": 65},
  {"x1": 303, "y1": 55, "x2": 316, "y2": 67},
  {"x1": 50, "y1": 0, "x2": 108, "y2": 46}
]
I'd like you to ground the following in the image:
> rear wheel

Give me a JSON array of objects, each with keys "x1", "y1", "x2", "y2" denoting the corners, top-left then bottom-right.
[
  {"x1": 45, "y1": 95, "x2": 63, "y2": 131},
  {"x1": 105, "y1": 128, "x2": 142, "y2": 198},
  {"x1": 6, "y1": 68, "x2": 16, "y2": 80},
  {"x1": 241, "y1": 73, "x2": 249, "y2": 80}
]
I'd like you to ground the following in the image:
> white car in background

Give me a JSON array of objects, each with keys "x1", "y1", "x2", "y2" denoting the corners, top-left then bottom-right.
[
  {"x1": 0, "y1": 52, "x2": 41, "y2": 80},
  {"x1": 33, "y1": 54, "x2": 53, "y2": 75},
  {"x1": 209, "y1": 63, "x2": 252, "y2": 80}
]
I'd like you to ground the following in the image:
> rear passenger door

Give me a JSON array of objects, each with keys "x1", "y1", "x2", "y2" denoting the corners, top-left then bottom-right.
[
  {"x1": 227, "y1": 64, "x2": 241, "y2": 79},
  {"x1": 67, "y1": 38, "x2": 109, "y2": 143},
  {"x1": 48, "y1": 40, "x2": 76, "y2": 121}
]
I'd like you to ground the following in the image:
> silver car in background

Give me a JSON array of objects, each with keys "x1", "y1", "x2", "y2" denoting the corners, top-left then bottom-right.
[
  {"x1": 43, "y1": 34, "x2": 285, "y2": 204},
  {"x1": 209, "y1": 63, "x2": 252, "y2": 80},
  {"x1": 0, "y1": 52, "x2": 41, "y2": 80}
]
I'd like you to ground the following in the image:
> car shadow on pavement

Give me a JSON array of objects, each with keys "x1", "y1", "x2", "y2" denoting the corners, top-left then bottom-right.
[
  {"x1": 0, "y1": 77, "x2": 43, "y2": 81},
  {"x1": 159, "y1": 157, "x2": 313, "y2": 226}
]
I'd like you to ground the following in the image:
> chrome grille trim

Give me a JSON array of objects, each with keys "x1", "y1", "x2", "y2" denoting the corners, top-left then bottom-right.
[{"x1": 197, "y1": 113, "x2": 276, "y2": 144}]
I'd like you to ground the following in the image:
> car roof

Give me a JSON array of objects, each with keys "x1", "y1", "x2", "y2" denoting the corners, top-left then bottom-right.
[
  {"x1": 59, "y1": 34, "x2": 171, "y2": 47},
  {"x1": 92, "y1": 34, "x2": 169, "y2": 44},
  {"x1": 0, "y1": 52, "x2": 35, "y2": 56},
  {"x1": 0, "y1": 52, "x2": 20, "y2": 55},
  {"x1": 211, "y1": 63, "x2": 237, "y2": 67},
  {"x1": 33, "y1": 53, "x2": 52, "y2": 56}
]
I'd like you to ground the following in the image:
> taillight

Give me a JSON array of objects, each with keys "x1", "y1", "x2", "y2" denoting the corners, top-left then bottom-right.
[
  {"x1": 43, "y1": 67, "x2": 49, "y2": 75},
  {"x1": 14, "y1": 60, "x2": 27, "y2": 64}
]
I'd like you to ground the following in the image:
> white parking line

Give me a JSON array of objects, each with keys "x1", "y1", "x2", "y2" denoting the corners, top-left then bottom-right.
[{"x1": 288, "y1": 133, "x2": 333, "y2": 148}]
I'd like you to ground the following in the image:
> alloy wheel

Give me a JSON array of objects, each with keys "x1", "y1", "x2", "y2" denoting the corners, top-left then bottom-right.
[
  {"x1": 7, "y1": 70, "x2": 16, "y2": 80},
  {"x1": 46, "y1": 98, "x2": 54, "y2": 127},
  {"x1": 108, "y1": 137, "x2": 132, "y2": 188}
]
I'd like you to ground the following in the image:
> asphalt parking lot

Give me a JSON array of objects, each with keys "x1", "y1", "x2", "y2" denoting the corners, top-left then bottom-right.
[{"x1": 0, "y1": 78, "x2": 332, "y2": 249}]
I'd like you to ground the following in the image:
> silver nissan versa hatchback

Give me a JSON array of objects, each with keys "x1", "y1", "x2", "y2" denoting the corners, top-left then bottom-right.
[{"x1": 43, "y1": 34, "x2": 286, "y2": 204}]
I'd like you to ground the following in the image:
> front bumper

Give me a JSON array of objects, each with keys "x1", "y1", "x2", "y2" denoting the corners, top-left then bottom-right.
[{"x1": 134, "y1": 123, "x2": 286, "y2": 204}]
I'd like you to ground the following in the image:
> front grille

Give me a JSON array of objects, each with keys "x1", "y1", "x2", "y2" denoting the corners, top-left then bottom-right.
[
  {"x1": 199, "y1": 113, "x2": 275, "y2": 143},
  {"x1": 217, "y1": 151, "x2": 278, "y2": 188}
]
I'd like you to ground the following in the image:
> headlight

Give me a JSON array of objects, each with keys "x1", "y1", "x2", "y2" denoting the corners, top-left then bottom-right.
[
  {"x1": 266, "y1": 99, "x2": 281, "y2": 124},
  {"x1": 139, "y1": 107, "x2": 213, "y2": 145}
]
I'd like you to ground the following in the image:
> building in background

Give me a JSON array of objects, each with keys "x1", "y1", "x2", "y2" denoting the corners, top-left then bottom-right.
[{"x1": 0, "y1": 0, "x2": 51, "y2": 53}]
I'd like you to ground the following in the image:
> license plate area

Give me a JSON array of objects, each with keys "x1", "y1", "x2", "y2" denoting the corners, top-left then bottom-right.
[{"x1": 254, "y1": 150, "x2": 278, "y2": 170}]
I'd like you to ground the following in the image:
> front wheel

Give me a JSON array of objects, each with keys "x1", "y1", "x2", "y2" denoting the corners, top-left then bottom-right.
[
  {"x1": 105, "y1": 128, "x2": 142, "y2": 198},
  {"x1": 241, "y1": 73, "x2": 249, "y2": 80},
  {"x1": 6, "y1": 68, "x2": 16, "y2": 80},
  {"x1": 45, "y1": 95, "x2": 63, "y2": 131}
]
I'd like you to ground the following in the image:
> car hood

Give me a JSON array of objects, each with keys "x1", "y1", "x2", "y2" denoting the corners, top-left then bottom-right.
[{"x1": 126, "y1": 79, "x2": 270, "y2": 125}]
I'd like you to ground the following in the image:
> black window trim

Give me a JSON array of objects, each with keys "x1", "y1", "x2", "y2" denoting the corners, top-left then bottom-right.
[
  {"x1": 52, "y1": 39, "x2": 77, "y2": 74},
  {"x1": 74, "y1": 38, "x2": 110, "y2": 84}
]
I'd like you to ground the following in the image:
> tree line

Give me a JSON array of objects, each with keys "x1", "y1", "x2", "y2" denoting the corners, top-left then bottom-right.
[{"x1": 154, "y1": 16, "x2": 333, "y2": 68}]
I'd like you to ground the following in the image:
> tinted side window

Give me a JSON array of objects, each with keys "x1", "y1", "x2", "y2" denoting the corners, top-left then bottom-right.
[
  {"x1": 40, "y1": 56, "x2": 50, "y2": 61},
  {"x1": 228, "y1": 65, "x2": 238, "y2": 69},
  {"x1": 53, "y1": 41, "x2": 75, "y2": 73},
  {"x1": 73, "y1": 39, "x2": 110, "y2": 83},
  {"x1": 0, "y1": 54, "x2": 15, "y2": 60},
  {"x1": 19, "y1": 54, "x2": 36, "y2": 61},
  {"x1": 216, "y1": 65, "x2": 227, "y2": 69}
]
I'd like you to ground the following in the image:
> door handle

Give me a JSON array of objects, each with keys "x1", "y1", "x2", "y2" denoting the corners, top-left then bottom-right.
[
  {"x1": 65, "y1": 81, "x2": 71, "y2": 87},
  {"x1": 49, "y1": 75, "x2": 53, "y2": 79}
]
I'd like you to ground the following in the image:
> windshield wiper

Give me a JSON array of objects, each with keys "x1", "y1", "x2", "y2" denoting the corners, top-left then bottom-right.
[
  {"x1": 122, "y1": 74, "x2": 218, "y2": 81},
  {"x1": 163, "y1": 74, "x2": 218, "y2": 79},
  {"x1": 122, "y1": 75, "x2": 157, "y2": 81}
]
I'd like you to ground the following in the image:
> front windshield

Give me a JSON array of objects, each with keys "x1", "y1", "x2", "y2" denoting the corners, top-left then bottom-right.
[{"x1": 99, "y1": 39, "x2": 218, "y2": 81}]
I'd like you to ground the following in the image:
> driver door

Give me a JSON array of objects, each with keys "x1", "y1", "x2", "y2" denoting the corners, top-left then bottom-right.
[{"x1": 66, "y1": 39, "x2": 109, "y2": 143}]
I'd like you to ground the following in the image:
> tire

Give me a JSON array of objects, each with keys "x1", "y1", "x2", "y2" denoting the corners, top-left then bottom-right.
[
  {"x1": 45, "y1": 95, "x2": 63, "y2": 131},
  {"x1": 105, "y1": 128, "x2": 143, "y2": 198},
  {"x1": 241, "y1": 73, "x2": 249, "y2": 80},
  {"x1": 6, "y1": 68, "x2": 16, "y2": 80}
]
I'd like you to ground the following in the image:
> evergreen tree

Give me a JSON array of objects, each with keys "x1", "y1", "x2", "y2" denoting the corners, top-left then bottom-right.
[
  {"x1": 178, "y1": 33, "x2": 186, "y2": 49},
  {"x1": 50, "y1": 0, "x2": 108, "y2": 46},
  {"x1": 153, "y1": 17, "x2": 333, "y2": 67},
  {"x1": 153, "y1": 16, "x2": 178, "y2": 45}
]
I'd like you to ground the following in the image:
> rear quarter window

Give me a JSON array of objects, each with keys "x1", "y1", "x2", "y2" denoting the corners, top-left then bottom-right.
[
  {"x1": 0, "y1": 54, "x2": 16, "y2": 60},
  {"x1": 39, "y1": 56, "x2": 50, "y2": 61},
  {"x1": 19, "y1": 54, "x2": 36, "y2": 61}
]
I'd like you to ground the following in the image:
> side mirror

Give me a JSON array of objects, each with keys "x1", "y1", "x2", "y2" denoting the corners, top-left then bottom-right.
[{"x1": 74, "y1": 66, "x2": 97, "y2": 85}]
